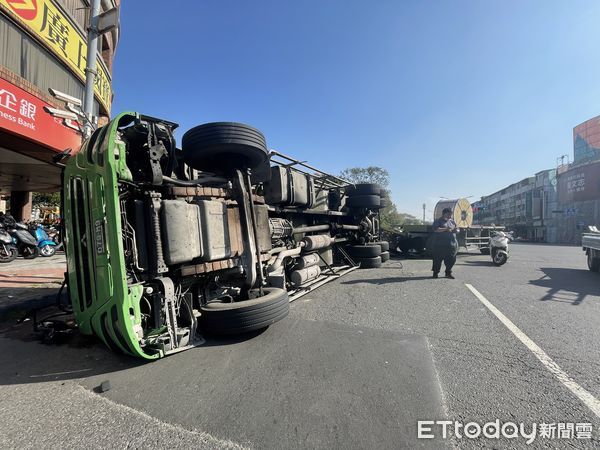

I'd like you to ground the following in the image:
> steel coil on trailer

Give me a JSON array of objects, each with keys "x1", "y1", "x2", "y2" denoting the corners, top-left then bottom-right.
[{"x1": 433, "y1": 198, "x2": 473, "y2": 228}]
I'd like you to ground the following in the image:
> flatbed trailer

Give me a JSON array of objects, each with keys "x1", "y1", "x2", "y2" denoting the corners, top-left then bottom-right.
[{"x1": 393, "y1": 224, "x2": 505, "y2": 255}]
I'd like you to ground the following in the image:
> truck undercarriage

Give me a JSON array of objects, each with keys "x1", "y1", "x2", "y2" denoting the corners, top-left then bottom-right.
[{"x1": 64, "y1": 112, "x2": 389, "y2": 359}]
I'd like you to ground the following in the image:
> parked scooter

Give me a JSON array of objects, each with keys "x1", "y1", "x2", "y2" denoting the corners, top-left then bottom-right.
[
  {"x1": 489, "y1": 230, "x2": 509, "y2": 266},
  {"x1": 0, "y1": 224, "x2": 18, "y2": 263},
  {"x1": 29, "y1": 223, "x2": 57, "y2": 256},
  {"x1": 9, "y1": 223, "x2": 39, "y2": 259}
]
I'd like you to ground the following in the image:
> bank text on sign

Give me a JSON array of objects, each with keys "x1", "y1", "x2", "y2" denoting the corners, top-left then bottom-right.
[{"x1": 0, "y1": 76, "x2": 81, "y2": 152}]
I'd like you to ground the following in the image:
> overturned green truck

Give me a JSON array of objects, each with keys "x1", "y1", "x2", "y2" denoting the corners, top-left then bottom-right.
[{"x1": 63, "y1": 112, "x2": 390, "y2": 359}]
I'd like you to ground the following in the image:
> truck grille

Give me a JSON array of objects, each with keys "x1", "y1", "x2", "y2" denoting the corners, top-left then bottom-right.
[{"x1": 70, "y1": 178, "x2": 94, "y2": 310}]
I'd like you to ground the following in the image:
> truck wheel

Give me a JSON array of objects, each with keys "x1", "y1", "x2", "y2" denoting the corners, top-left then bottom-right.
[
  {"x1": 357, "y1": 256, "x2": 382, "y2": 269},
  {"x1": 587, "y1": 253, "x2": 600, "y2": 272},
  {"x1": 371, "y1": 241, "x2": 390, "y2": 252},
  {"x1": 380, "y1": 251, "x2": 390, "y2": 262},
  {"x1": 346, "y1": 244, "x2": 382, "y2": 258},
  {"x1": 346, "y1": 195, "x2": 380, "y2": 208},
  {"x1": 182, "y1": 122, "x2": 268, "y2": 174},
  {"x1": 346, "y1": 183, "x2": 382, "y2": 196},
  {"x1": 200, "y1": 287, "x2": 289, "y2": 335}
]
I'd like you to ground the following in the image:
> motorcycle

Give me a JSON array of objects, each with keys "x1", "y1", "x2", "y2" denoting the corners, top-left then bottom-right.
[
  {"x1": 30, "y1": 223, "x2": 57, "y2": 257},
  {"x1": 489, "y1": 230, "x2": 509, "y2": 266},
  {"x1": 9, "y1": 223, "x2": 39, "y2": 259},
  {"x1": 0, "y1": 224, "x2": 18, "y2": 263}
]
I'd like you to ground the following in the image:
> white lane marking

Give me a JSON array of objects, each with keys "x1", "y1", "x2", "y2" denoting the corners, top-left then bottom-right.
[{"x1": 465, "y1": 283, "x2": 600, "y2": 419}]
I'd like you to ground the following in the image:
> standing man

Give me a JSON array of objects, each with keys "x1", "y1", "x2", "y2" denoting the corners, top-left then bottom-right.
[{"x1": 431, "y1": 207, "x2": 459, "y2": 279}]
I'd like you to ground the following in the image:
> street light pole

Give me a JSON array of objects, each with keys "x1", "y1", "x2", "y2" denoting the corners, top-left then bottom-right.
[{"x1": 83, "y1": 0, "x2": 101, "y2": 138}]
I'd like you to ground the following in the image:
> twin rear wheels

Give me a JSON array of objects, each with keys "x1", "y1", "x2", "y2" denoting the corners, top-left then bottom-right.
[
  {"x1": 345, "y1": 241, "x2": 390, "y2": 268},
  {"x1": 345, "y1": 184, "x2": 389, "y2": 210}
]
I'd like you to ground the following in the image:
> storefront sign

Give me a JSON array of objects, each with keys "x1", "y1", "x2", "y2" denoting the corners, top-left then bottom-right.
[
  {"x1": 557, "y1": 161, "x2": 600, "y2": 202},
  {"x1": 0, "y1": 0, "x2": 112, "y2": 112},
  {"x1": 0, "y1": 76, "x2": 81, "y2": 152}
]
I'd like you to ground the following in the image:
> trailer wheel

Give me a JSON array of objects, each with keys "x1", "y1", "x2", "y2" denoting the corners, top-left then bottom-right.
[
  {"x1": 346, "y1": 195, "x2": 380, "y2": 209},
  {"x1": 346, "y1": 183, "x2": 382, "y2": 196},
  {"x1": 182, "y1": 122, "x2": 268, "y2": 174},
  {"x1": 200, "y1": 288, "x2": 289, "y2": 335},
  {"x1": 380, "y1": 251, "x2": 390, "y2": 262},
  {"x1": 587, "y1": 253, "x2": 600, "y2": 272},
  {"x1": 357, "y1": 256, "x2": 382, "y2": 269},
  {"x1": 346, "y1": 244, "x2": 382, "y2": 258}
]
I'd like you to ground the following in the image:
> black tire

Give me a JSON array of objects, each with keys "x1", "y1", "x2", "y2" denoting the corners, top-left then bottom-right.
[
  {"x1": 346, "y1": 183, "x2": 382, "y2": 196},
  {"x1": 480, "y1": 247, "x2": 491, "y2": 255},
  {"x1": 379, "y1": 198, "x2": 389, "y2": 209},
  {"x1": 346, "y1": 244, "x2": 382, "y2": 258},
  {"x1": 357, "y1": 256, "x2": 382, "y2": 269},
  {"x1": 346, "y1": 195, "x2": 380, "y2": 209},
  {"x1": 380, "y1": 188, "x2": 388, "y2": 198},
  {"x1": 40, "y1": 244, "x2": 56, "y2": 257},
  {"x1": 182, "y1": 122, "x2": 268, "y2": 174},
  {"x1": 588, "y1": 253, "x2": 600, "y2": 272},
  {"x1": 380, "y1": 251, "x2": 390, "y2": 262},
  {"x1": 493, "y1": 251, "x2": 508, "y2": 266},
  {"x1": 0, "y1": 245, "x2": 17, "y2": 263},
  {"x1": 22, "y1": 246, "x2": 39, "y2": 259},
  {"x1": 372, "y1": 241, "x2": 390, "y2": 252},
  {"x1": 200, "y1": 287, "x2": 289, "y2": 335}
]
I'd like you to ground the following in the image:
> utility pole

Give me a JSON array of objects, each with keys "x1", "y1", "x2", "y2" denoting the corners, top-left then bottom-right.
[
  {"x1": 422, "y1": 203, "x2": 426, "y2": 222},
  {"x1": 82, "y1": 0, "x2": 101, "y2": 138}
]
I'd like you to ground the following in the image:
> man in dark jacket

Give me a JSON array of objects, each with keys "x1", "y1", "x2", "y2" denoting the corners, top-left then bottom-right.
[{"x1": 431, "y1": 207, "x2": 459, "y2": 279}]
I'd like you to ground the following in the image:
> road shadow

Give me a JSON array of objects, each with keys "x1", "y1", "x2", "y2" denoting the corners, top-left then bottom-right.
[
  {"x1": 459, "y1": 260, "x2": 495, "y2": 267},
  {"x1": 529, "y1": 267, "x2": 599, "y2": 306},
  {"x1": 0, "y1": 312, "x2": 143, "y2": 386},
  {"x1": 0, "y1": 293, "x2": 271, "y2": 386},
  {"x1": 341, "y1": 275, "x2": 433, "y2": 285}
]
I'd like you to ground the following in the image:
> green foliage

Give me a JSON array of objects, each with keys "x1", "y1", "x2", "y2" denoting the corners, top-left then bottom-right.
[
  {"x1": 339, "y1": 167, "x2": 389, "y2": 187},
  {"x1": 32, "y1": 192, "x2": 61, "y2": 207},
  {"x1": 340, "y1": 166, "x2": 423, "y2": 231}
]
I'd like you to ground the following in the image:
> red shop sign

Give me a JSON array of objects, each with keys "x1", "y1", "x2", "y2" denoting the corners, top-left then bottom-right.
[{"x1": 0, "y1": 76, "x2": 81, "y2": 153}]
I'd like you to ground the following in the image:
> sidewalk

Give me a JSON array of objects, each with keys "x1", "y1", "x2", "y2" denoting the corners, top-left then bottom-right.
[{"x1": 0, "y1": 254, "x2": 66, "y2": 319}]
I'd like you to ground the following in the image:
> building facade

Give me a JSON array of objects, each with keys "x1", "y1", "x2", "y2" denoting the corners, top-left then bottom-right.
[
  {"x1": 473, "y1": 172, "x2": 557, "y2": 241},
  {"x1": 0, "y1": 0, "x2": 119, "y2": 219},
  {"x1": 474, "y1": 115, "x2": 600, "y2": 244},
  {"x1": 573, "y1": 115, "x2": 600, "y2": 164}
]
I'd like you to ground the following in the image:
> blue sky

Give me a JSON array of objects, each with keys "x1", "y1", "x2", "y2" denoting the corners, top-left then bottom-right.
[{"x1": 111, "y1": 1, "x2": 600, "y2": 220}]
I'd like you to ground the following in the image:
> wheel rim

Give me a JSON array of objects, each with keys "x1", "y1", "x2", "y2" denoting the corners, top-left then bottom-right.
[{"x1": 41, "y1": 245, "x2": 55, "y2": 256}]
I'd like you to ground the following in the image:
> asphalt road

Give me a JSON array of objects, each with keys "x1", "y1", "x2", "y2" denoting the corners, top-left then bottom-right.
[{"x1": 1, "y1": 243, "x2": 600, "y2": 449}]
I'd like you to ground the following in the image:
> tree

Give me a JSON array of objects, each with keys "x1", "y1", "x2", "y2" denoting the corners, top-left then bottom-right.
[
  {"x1": 32, "y1": 192, "x2": 61, "y2": 207},
  {"x1": 339, "y1": 167, "x2": 389, "y2": 187},
  {"x1": 340, "y1": 166, "x2": 423, "y2": 231}
]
